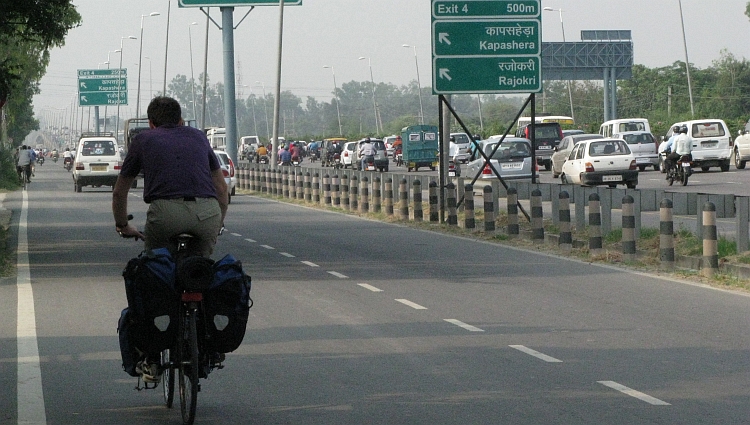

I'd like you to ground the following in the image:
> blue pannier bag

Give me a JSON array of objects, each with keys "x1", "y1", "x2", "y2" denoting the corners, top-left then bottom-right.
[
  {"x1": 117, "y1": 307, "x2": 140, "y2": 377},
  {"x1": 204, "y1": 254, "x2": 252, "y2": 353},
  {"x1": 121, "y1": 248, "x2": 179, "y2": 361}
]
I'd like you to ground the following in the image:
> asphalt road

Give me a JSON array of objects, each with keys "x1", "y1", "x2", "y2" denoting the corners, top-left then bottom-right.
[{"x1": 3, "y1": 161, "x2": 750, "y2": 424}]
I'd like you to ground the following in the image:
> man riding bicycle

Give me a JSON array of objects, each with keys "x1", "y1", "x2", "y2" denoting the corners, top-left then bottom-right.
[
  {"x1": 112, "y1": 96, "x2": 228, "y2": 383},
  {"x1": 16, "y1": 145, "x2": 33, "y2": 183}
]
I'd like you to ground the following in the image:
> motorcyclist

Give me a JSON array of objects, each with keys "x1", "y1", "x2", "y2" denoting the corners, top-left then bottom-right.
[
  {"x1": 289, "y1": 142, "x2": 301, "y2": 162},
  {"x1": 359, "y1": 138, "x2": 376, "y2": 170},
  {"x1": 659, "y1": 125, "x2": 687, "y2": 180},
  {"x1": 672, "y1": 124, "x2": 693, "y2": 173},
  {"x1": 256, "y1": 144, "x2": 268, "y2": 163},
  {"x1": 278, "y1": 144, "x2": 292, "y2": 166}
]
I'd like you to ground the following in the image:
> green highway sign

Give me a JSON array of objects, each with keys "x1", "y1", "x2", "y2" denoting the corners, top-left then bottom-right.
[
  {"x1": 433, "y1": 56, "x2": 541, "y2": 94},
  {"x1": 432, "y1": 1, "x2": 539, "y2": 19},
  {"x1": 431, "y1": 0, "x2": 541, "y2": 95},
  {"x1": 433, "y1": 20, "x2": 539, "y2": 56},
  {"x1": 179, "y1": 0, "x2": 301, "y2": 7},
  {"x1": 78, "y1": 69, "x2": 128, "y2": 106},
  {"x1": 79, "y1": 91, "x2": 127, "y2": 106}
]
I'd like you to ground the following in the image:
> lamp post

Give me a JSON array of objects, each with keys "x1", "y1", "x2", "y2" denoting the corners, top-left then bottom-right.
[
  {"x1": 188, "y1": 21, "x2": 198, "y2": 120},
  {"x1": 116, "y1": 36, "x2": 137, "y2": 138},
  {"x1": 543, "y1": 7, "x2": 574, "y2": 121},
  {"x1": 244, "y1": 86, "x2": 259, "y2": 138},
  {"x1": 255, "y1": 81, "x2": 270, "y2": 141},
  {"x1": 143, "y1": 56, "x2": 153, "y2": 103},
  {"x1": 103, "y1": 49, "x2": 120, "y2": 132},
  {"x1": 323, "y1": 65, "x2": 343, "y2": 136},
  {"x1": 678, "y1": 0, "x2": 695, "y2": 117},
  {"x1": 402, "y1": 44, "x2": 425, "y2": 125},
  {"x1": 136, "y1": 12, "x2": 160, "y2": 119},
  {"x1": 358, "y1": 56, "x2": 380, "y2": 134}
]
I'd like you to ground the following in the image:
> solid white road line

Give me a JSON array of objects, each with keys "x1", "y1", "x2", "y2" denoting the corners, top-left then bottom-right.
[
  {"x1": 244, "y1": 238, "x2": 256, "y2": 243},
  {"x1": 509, "y1": 345, "x2": 563, "y2": 363},
  {"x1": 17, "y1": 190, "x2": 47, "y2": 424},
  {"x1": 230, "y1": 232, "x2": 242, "y2": 237},
  {"x1": 328, "y1": 271, "x2": 349, "y2": 279},
  {"x1": 357, "y1": 283, "x2": 383, "y2": 292},
  {"x1": 279, "y1": 252, "x2": 295, "y2": 258},
  {"x1": 444, "y1": 319, "x2": 484, "y2": 332},
  {"x1": 301, "y1": 261, "x2": 319, "y2": 267},
  {"x1": 260, "y1": 245, "x2": 275, "y2": 250},
  {"x1": 395, "y1": 299, "x2": 428, "y2": 309},
  {"x1": 597, "y1": 381, "x2": 671, "y2": 406}
]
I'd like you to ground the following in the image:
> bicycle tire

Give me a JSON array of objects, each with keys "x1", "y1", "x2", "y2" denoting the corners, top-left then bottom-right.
[
  {"x1": 162, "y1": 348, "x2": 175, "y2": 408},
  {"x1": 179, "y1": 310, "x2": 199, "y2": 425}
]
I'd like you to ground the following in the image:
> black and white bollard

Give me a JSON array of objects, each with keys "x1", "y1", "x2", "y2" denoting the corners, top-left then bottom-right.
[
  {"x1": 660, "y1": 198, "x2": 675, "y2": 271},
  {"x1": 446, "y1": 182, "x2": 457, "y2": 226},
  {"x1": 622, "y1": 195, "x2": 636, "y2": 262},
  {"x1": 384, "y1": 178, "x2": 393, "y2": 216},
  {"x1": 304, "y1": 172, "x2": 311, "y2": 202},
  {"x1": 484, "y1": 185, "x2": 495, "y2": 233},
  {"x1": 429, "y1": 181, "x2": 439, "y2": 223},
  {"x1": 589, "y1": 193, "x2": 603, "y2": 256},
  {"x1": 360, "y1": 176, "x2": 370, "y2": 213},
  {"x1": 341, "y1": 174, "x2": 349, "y2": 210},
  {"x1": 312, "y1": 173, "x2": 320, "y2": 204},
  {"x1": 373, "y1": 177, "x2": 381, "y2": 213},
  {"x1": 323, "y1": 174, "x2": 331, "y2": 205},
  {"x1": 702, "y1": 202, "x2": 718, "y2": 277},
  {"x1": 296, "y1": 172, "x2": 304, "y2": 200},
  {"x1": 399, "y1": 178, "x2": 409, "y2": 220},
  {"x1": 283, "y1": 171, "x2": 290, "y2": 198},
  {"x1": 413, "y1": 180, "x2": 423, "y2": 222},
  {"x1": 350, "y1": 175, "x2": 359, "y2": 211},
  {"x1": 531, "y1": 189, "x2": 544, "y2": 244},
  {"x1": 558, "y1": 191, "x2": 572, "y2": 252},
  {"x1": 464, "y1": 184, "x2": 475, "y2": 230},
  {"x1": 506, "y1": 187, "x2": 518, "y2": 238},
  {"x1": 332, "y1": 174, "x2": 340, "y2": 207}
]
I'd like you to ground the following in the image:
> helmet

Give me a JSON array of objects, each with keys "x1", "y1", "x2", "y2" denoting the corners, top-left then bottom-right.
[
  {"x1": 473, "y1": 134, "x2": 481, "y2": 140},
  {"x1": 680, "y1": 125, "x2": 688, "y2": 134},
  {"x1": 672, "y1": 125, "x2": 681, "y2": 133},
  {"x1": 450, "y1": 136, "x2": 455, "y2": 142}
]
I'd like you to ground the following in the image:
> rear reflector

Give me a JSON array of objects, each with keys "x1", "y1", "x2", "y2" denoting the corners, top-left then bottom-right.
[{"x1": 181, "y1": 292, "x2": 203, "y2": 302}]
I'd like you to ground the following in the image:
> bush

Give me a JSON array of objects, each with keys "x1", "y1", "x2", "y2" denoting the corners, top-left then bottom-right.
[{"x1": 0, "y1": 147, "x2": 20, "y2": 190}]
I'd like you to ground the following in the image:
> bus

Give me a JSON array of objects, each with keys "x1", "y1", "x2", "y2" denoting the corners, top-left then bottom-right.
[
  {"x1": 516, "y1": 115, "x2": 575, "y2": 129},
  {"x1": 206, "y1": 127, "x2": 226, "y2": 150}
]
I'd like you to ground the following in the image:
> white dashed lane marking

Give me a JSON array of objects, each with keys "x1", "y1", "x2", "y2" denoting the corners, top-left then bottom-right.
[
  {"x1": 357, "y1": 283, "x2": 383, "y2": 292},
  {"x1": 598, "y1": 381, "x2": 671, "y2": 405},
  {"x1": 396, "y1": 299, "x2": 427, "y2": 310},
  {"x1": 327, "y1": 271, "x2": 348, "y2": 279},
  {"x1": 444, "y1": 319, "x2": 484, "y2": 332},
  {"x1": 230, "y1": 232, "x2": 242, "y2": 237},
  {"x1": 260, "y1": 245, "x2": 275, "y2": 250},
  {"x1": 509, "y1": 345, "x2": 563, "y2": 363},
  {"x1": 279, "y1": 252, "x2": 295, "y2": 258},
  {"x1": 244, "y1": 238, "x2": 256, "y2": 243},
  {"x1": 301, "y1": 261, "x2": 319, "y2": 267}
]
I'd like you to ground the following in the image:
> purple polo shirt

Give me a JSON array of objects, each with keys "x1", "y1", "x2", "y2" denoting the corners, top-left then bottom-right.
[{"x1": 121, "y1": 124, "x2": 221, "y2": 203}]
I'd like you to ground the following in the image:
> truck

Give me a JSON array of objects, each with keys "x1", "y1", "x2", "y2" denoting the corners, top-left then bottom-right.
[{"x1": 401, "y1": 125, "x2": 439, "y2": 172}]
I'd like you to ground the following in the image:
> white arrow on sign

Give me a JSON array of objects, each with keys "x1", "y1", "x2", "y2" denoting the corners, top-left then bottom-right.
[
  {"x1": 439, "y1": 68, "x2": 452, "y2": 81},
  {"x1": 81, "y1": 96, "x2": 88, "y2": 102},
  {"x1": 439, "y1": 32, "x2": 451, "y2": 45},
  {"x1": 80, "y1": 82, "x2": 87, "y2": 89}
]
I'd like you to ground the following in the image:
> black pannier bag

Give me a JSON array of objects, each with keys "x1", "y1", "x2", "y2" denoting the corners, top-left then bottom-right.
[
  {"x1": 204, "y1": 254, "x2": 252, "y2": 353},
  {"x1": 121, "y1": 248, "x2": 180, "y2": 358}
]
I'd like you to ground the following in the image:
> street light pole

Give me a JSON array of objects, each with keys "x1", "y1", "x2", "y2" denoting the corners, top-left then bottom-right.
[
  {"x1": 543, "y1": 7, "x2": 574, "y2": 121},
  {"x1": 116, "y1": 36, "x2": 137, "y2": 139},
  {"x1": 255, "y1": 81, "x2": 270, "y2": 141},
  {"x1": 402, "y1": 44, "x2": 425, "y2": 125},
  {"x1": 188, "y1": 22, "x2": 198, "y2": 120},
  {"x1": 136, "y1": 12, "x2": 160, "y2": 119},
  {"x1": 162, "y1": 0, "x2": 171, "y2": 95},
  {"x1": 103, "y1": 49, "x2": 120, "y2": 132},
  {"x1": 678, "y1": 0, "x2": 695, "y2": 118},
  {"x1": 323, "y1": 65, "x2": 343, "y2": 136},
  {"x1": 358, "y1": 56, "x2": 380, "y2": 134}
]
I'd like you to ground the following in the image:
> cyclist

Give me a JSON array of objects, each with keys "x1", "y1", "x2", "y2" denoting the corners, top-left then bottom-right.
[
  {"x1": 112, "y1": 96, "x2": 228, "y2": 383},
  {"x1": 16, "y1": 145, "x2": 32, "y2": 183}
]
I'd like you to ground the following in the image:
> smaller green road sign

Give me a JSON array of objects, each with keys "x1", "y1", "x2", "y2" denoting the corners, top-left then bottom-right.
[
  {"x1": 179, "y1": 0, "x2": 301, "y2": 7},
  {"x1": 433, "y1": 20, "x2": 539, "y2": 56},
  {"x1": 433, "y1": 56, "x2": 540, "y2": 94},
  {"x1": 433, "y1": 1, "x2": 539, "y2": 19},
  {"x1": 79, "y1": 91, "x2": 127, "y2": 106}
]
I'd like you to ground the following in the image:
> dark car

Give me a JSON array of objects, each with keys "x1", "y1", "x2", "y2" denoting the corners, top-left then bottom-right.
[
  {"x1": 515, "y1": 122, "x2": 563, "y2": 171},
  {"x1": 355, "y1": 138, "x2": 389, "y2": 172}
]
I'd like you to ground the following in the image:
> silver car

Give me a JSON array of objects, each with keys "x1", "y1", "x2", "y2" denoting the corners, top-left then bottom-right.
[
  {"x1": 464, "y1": 137, "x2": 533, "y2": 180},
  {"x1": 551, "y1": 133, "x2": 601, "y2": 178},
  {"x1": 613, "y1": 131, "x2": 660, "y2": 171},
  {"x1": 214, "y1": 149, "x2": 236, "y2": 204}
]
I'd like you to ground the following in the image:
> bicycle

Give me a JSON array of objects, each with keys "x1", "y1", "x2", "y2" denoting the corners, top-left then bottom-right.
[{"x1": 17, "y1": 164, "x2": 30, "y2": 190}]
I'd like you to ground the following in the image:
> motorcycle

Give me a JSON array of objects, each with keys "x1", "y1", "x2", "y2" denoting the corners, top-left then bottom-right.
[
  {"x1": 394, "y1": 150, "x2": 404, "y2": 167},
  {"x1": 37, "y1": 156, "x2": 44, "y2": 166},
  {"x1": 292, "y1": 156, "x2": 301, "y2": 167},
  {"x1": 258, "y1": 155, "x2": 269, "y2": 165},
  {"x1": 332, "y1": 153, "x2": 342, "y2": 170},
  {"x1": 667, "y1": 154, "x2": 692, "y2": 186},
  {"x1": 52, "y1": 154, "x2": 59, "y2": 163},
  {"x1": 63, "y1": 157, "x2": 73, "y2": 171},
  {"x1": 362, "y1": 155, "x2": 376, "y2": 171}
]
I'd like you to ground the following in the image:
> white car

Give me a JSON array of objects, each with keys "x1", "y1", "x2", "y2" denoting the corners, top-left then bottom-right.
[
  {"x1": 214, "y1": 150, "x2": 236, "y2": 204},
  {"x1": 73, "y1": 133, "x2": 121, "y2": 192},
  {"x1": 450, "y1": 132, "x2": 472, "y2": 163},
  {"x1": 560, "y1": 138, "x2": 638, "y2": 188},
  {"x1": 341, "y1": 141, "x2": 357, "y2": 168},
  {"x1": 551, "y1": 133, "x2": 600, "y2": 178},
  {"x1": 666, "y1": 119, "x2": 731, "y2": 172}
]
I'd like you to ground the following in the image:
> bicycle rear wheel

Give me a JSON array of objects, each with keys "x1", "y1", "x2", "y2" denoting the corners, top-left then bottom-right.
[
  {"x1": 179, "y1": 310, "x2": 199, "y2": 425},
  {"x1": 162, "y1": 348, "x2": 175, "y2": 408}
]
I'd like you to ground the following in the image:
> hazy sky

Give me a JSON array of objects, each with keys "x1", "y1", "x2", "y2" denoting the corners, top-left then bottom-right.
[{"x1": 32, "y1": 0, "x2": 750, "y2": 118}]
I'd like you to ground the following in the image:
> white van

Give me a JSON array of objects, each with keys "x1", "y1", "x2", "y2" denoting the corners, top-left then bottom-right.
[
  {"x1": 666, "y1": 119, "x2": 731, "y2": 172},
  {"x1": 599, "y1": 118, "x2": 650, "y2": 138}
]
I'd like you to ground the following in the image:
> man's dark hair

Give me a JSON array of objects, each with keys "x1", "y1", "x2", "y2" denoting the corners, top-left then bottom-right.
[{"x1": 147, "y1": 96, "x2": 182, "y2": 127}]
